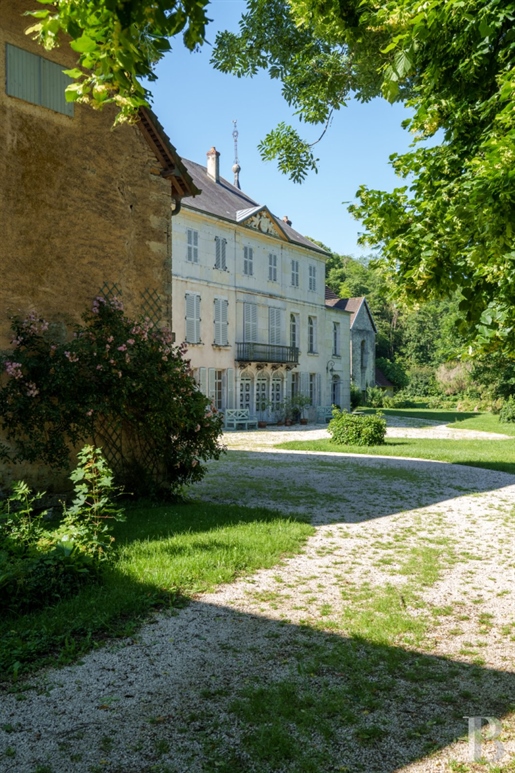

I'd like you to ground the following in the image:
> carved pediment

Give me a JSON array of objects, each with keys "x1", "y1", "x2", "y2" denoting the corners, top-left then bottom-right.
[{"x1": 236, "y1": 206, "x2": 287, "y2": 240}]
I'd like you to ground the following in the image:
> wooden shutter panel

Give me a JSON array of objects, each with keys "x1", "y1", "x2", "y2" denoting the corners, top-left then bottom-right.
[
  {"x1": 199, "y1": 367, "x2": 207, "y2": 395},
  {"x1": 244, "y1": 303, "x2": 257, "y2": 342},
  {"x1": 269, "y1": 308, "x2": 281, "y2": 345},
  {"x1": 300, "y1": 372, "x2": 309, "y2": 397},
  {"x1": 185, "y1": 293, "x2": 196, "y2": 343},
  {"x1": 41, "y1": 57, "x2": 74, "y2": 116},
  {"x1": 6, "y1": 44, "x2": 39, "y2": 104},
  {"x1": 316, "y1": 373, "x2": 322, "y2": 406},
  {"x1": 214, "y1": 298, "x2": 221, "y2": 345},
  {"x1": 227, "y1": 368, "x2": 235, "y2": 409},
  {"x1": 221, "y1": 300, "x2": 228, "y2": 345},
  {"x1": 208, "y1": 368, "x2": 216, "y2": 402},
  {"x1": 215, "y1": 238, "x2": 221, "y2": 268}
]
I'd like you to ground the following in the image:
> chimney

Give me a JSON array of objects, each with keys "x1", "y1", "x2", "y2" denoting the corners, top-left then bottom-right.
[
  {"x1": 206, "y1": 147, "x2": 220, "y2": 182},
  {"x1": 282, "y1": 215, "x2": 292, "y2": 226}
]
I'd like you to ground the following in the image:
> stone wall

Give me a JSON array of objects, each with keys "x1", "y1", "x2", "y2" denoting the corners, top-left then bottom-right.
[{"x1": 0, "y1": 0, "x2": 173, "y2": 350}]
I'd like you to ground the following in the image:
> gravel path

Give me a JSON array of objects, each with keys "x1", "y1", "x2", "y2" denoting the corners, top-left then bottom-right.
[{"x1": 2, "y1": 421, "x2": 515, "y2": 772}]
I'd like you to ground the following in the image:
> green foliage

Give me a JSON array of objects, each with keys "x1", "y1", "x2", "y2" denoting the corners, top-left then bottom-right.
[
  {"x1": 350, "y1": 383, "x2": 364, "y2": 410},
  {"x1": 214, "y1": 0, "x2": 515, "y2": 352},
  {"x1": 376, "y1": 357, "x2": 408, "y2": 390},
  {"x1": 26, "y1": 0, "x2": 209, "y2": 122},
  {"x1": 0, "y1": 448, "x2": 122, "y2": 616},
  {"x1": 499, "y1": 397, "x2": 515, "y2": 424},
  {"x1": 328, "y1": 409, "x2": 386, "y2": 446},
  {"x1": 0, "y1": 300, "x2": 224, "y2": 497}
]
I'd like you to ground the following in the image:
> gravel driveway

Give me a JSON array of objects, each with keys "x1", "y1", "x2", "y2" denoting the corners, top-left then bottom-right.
[{"x1": 2, "y1": 422, "x2": 515, "y2": 772}]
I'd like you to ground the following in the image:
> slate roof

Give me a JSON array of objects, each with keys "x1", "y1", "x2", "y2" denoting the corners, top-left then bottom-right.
[
  {"x1": 180, "y1": 157, "x2": 328, "y2": 255},
  {"x1": 324, "y1": 290, "x2": 377, "y2": 332}
]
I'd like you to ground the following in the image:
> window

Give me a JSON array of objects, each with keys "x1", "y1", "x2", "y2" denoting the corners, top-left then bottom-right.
[
  {"x1": 240, "y1": 376, "x2": 252, "y2": 410},
  {"x1": 308, "y1": 264, "x2": 317, "y2": 292},
  {"x1": 6, "y1": 44, "x2": 74, "y2": 116},
  {"x1": 332, "y1": 322, "x2": 341, "y2": 356},
  {"x1": 214, "y1": 236, "x2": 227, "y2": 270},
  {"x1": 269, "y1": 307, "x2": 282, "y2": 345},
  {"x1": 331, "y1": 376, "x2": 341, "y2": 407},
  {"x1": 291, "y1": 372, "x2": 299, "y2": 399},
  {"x1": 187, "y1": 229, "x2": 199, "y2": 263},
  {"x1": 291, "y1": 260, "x2": 299, "y2": 287},
  {"x1": 214, "y1": 370, "x2": 224, "y2": 410},
  {"x1": 268, "y1": 253, "x2": 278, "y2": 282},
  {"x1": 309, "y1": 373, "x2": 321, "y2": 406},
  {"x1": 243, "y1": 246, "x2": 253, "y2": 276},
  {"x1": 185, "y1": 293, "x2": 200, "y2": 344},
  {"x1": 271, "y1": 377, "x2": 283, "y2": 412},
  {"x1": 243, "y1": 302, "x2": 258, "y2": 342},
  {"x1": 214, "y1": 298, "x2": 229, "y2": 345},
  {"x1": 290, "y1": 313, "x2": 298, "y2": 349},
  {"x1": 255, "y1": 376, "x2": 268, "y2": 414},
  {"x1": 308, "y1": 316, "x2": 317, "y2": 354}
]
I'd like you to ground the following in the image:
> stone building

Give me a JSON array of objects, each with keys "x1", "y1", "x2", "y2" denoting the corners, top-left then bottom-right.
[
  {"x1": 0, "y1": 0, "x2": 197, "y2": 486},
  {"x1": 325, "y1": 291, "x2": 377, "y2": 395},
  {"x1": 171, "y1": 148, "x2": 351, "y2": 422},
  {"x1": 0, "y1": 0, "x2": 198, "y2": 350}
]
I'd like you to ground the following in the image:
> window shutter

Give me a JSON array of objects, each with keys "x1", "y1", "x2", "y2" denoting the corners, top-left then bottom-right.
[
  {"x1": 214, "y1": 298, "x2": 221, "y2": 345},
  {"x1": 221, "y1": 299, "x2": 228, "y2": 345},
  {"x1": 6, "y1": 44, "x2": 39, "y2": 104},
  {"x1": 215, "y1": 238, "x2": 221, "y2": 269},
  {"x1": 300, "y1": 372, "x2": 309, "y2": 397},
  {"x1": 194, "y1": 295, "x2": 200, "y2": 342},
  {"x1": 244, "y1": 303, "x2": 257, "y2": 342},
  {"x1": 227, "y1": 368, "x2": 235, "y2": 409},
  {"x1": 199, "y1": 367, "x2": 207, "y2": 396},
  {"x1": 269, "y1": 307, "x2": 281, "y2": 345},
  {"x1": 221, "y1": 239, "x2": 227, "y2": 270},
  {"x1": 316, "y1": 373, "x2": 322, "y2": 406},
  {"x1": 185, "y1": 293, "x2": 195, "y2": 343},
  {"x1": 41, "y1": 58, "x2": 74, "y2": 116},
  {"x1": 208, "y1": 368, "x2": 216, "y2": 402}
]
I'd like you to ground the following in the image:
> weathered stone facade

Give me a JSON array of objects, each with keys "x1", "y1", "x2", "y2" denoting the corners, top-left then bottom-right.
[
  {"x1": 0, "y1": 0, "x2": 196, "y2": 347},
  {"x1": 0, "y1": 1, "x2": 197, "y2": 487}
]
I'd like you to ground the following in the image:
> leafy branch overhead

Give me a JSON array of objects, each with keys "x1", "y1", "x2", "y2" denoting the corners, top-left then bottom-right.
[
  {"x1": 27, "y1": 0, "x2": 210, "y2": 121},
  {"x1": 213, "y1": 0, "x2": 515, "y2": 352}
]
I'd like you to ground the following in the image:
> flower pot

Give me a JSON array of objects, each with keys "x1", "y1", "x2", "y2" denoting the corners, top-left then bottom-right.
[
  {"x1": 300, "y1": 418, "x2": 308, "y2": 425},
  {"x1": 285, "y1": 419, "x2": 292, "y2": 426},
  {"x1": 258, "y1": 421, "x2": 267, "y2": 428}
]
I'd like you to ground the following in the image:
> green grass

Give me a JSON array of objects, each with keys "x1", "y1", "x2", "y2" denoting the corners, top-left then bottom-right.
[
  {"x1": 276, "y1": 436, "x2": 515, "y2": 475},
  {"x1": 362, "y1": 407, "x2": 515, "y2": 436},
  {"x1": 0, "y1": 501, "x2": 313, "y2": 679}
]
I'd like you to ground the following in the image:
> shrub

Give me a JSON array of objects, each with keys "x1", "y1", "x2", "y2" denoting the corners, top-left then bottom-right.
[
  {"x1": 328, "y1": 409, "x2": 387, "y2": 446},
  {"x1": 499, "y1": 397, "x2": 515, "y2": 423},
  {"x1": 0, "y1": 300, "x2": 224, "y2": 497},
  {"x1": 0, "y1": 446, "x2": 123, "y2": 615},
  {"x1": 365, "y1": 385, "x2": 389, "y2": 408},
  {"x1": 435, "y1": 361, "x2": 472, "y2": 395},
  {"x1": 376, "y1": 357, "x2": 409, "y2": 389},
  {"x1": 350, "y1": 383, "x2": 364, "y2": 410}
]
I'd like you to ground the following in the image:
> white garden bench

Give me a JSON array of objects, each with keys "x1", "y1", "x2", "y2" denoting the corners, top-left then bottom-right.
[{"x1": 224, "y1": 408, "x2": 258, "y2": 431}]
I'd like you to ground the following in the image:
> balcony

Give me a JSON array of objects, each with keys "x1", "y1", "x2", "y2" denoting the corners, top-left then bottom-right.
[{"x1": 236, "y1": 342, "x2": 299, "y2": 365}]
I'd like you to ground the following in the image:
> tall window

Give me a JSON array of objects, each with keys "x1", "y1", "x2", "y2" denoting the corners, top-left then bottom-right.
[
  {"x1": 291, "y1": 260, "x2": 299, "y2": 287},
  {"x1": 6, "y1": 44, "x2": 74, "y2": 116},
  {"x1": 290, "y1": 313, "x2": 298, "y2": 349},
  {"x1": 308, "y1": 264, "x2": 317, "y2": 292},
  {"x1": 243, "y1": 246, "x2": 253, "y2": 276},
  {"x1": 187, "y1": 229, "x2": 199, "y2": 263},
  {"x1": 243, "y1": 302, "x2": 258, "y2": 342},
  {"x1": 255, "y1": 376, "x2": 268, "y2": 414},
  {"x1": 214, "y1": 370, "x2": 224, "y2": 410},
  {"x1": 332, "y1": 322, "x2": 341, "y2": 356},
  {"x1": 214, "y1": 236, "x2": 227, "y2": 270},
  {"x1": 268, "y1": 253, "x2": 278, "y2": 282},
  {"x1": 309, "y1": 373, "x2": 320, "y2": 406},
  {"x1": 214, "y1": 298, "x2": 228, "y2": 345},
  {"x1": 308, "y1": 316, "x2": 317, "y2": 354},
  {"x1": 291, "y1": 372, "x2": 299, "y2": 399},
  {"x1": 185, "y1": 293, "x2": 200, "y2": 344},
  {"x1": 269, "y1": 307, "x2": 282, "y2": 345}
]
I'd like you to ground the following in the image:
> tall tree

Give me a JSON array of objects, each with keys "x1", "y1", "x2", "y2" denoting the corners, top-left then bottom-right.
[{"x1": 213, "y1": 0, "x2": 515, "y2": 352}]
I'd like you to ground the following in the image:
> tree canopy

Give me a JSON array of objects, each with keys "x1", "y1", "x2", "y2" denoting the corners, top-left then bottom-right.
[
  {"x1": 27, "y1": 0, "x2": 210, "y2": 122},
  {"x1": 213, "y1": 0, "x2": 515, "y2": 353}
]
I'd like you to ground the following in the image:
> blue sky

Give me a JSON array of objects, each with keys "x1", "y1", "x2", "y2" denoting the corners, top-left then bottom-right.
[{"x1": 149, "y1": 0, "x2": 414, "y2": 257}]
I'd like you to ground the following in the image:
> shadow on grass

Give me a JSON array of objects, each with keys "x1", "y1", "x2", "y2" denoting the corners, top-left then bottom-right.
[
  {"x1": 2, "y1": 598, "x2": 515, "y2": 772},
  {"x1": 195, "y1": 448, "x2": 515, "y2": 525}
]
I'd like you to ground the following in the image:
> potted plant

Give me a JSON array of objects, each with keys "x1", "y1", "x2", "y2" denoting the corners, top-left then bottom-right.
[{"x1": 291, "y1": 394, "x2": 312, "y2": 424}]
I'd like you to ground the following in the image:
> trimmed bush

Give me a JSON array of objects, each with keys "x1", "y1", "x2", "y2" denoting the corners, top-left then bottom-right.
[
  {"x1": 499, "y1": 396, "x2": 515, "y2": 424},
  {"x1": 328, "y1": 409, "x2": 387, "y2": 446}
]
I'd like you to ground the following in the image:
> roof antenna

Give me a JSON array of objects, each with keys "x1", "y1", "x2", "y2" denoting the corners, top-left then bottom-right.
[{"x1": 232, "y1": 119, "x2": 241, "y2": 189}]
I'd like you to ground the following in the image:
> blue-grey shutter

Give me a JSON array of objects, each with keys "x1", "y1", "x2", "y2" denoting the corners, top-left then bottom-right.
[
  {"x1": 300, "y1": 372, "x2": 309, "y2": 397},
  {"x1": 6, "y1": 44, "x2": 40, "y2": 104},
  {"x1": 221, "y1": 299, "x2": 228, "y2": 345},
  {"x1": 208, "y1": 368, "x2": 216, "y2": 402},
  {"x1": 269, "y1": 307, "x2": 281, "y2": 345},
  {"x1": 227, "y1": 368, "x2": 235, "y2": 409},
  {"x1": 41, "y1": 58, "x2": 74, "y2": 116},
  {"x1": 316, "y1": 373, "x2": 322, "y2": 406},
  {"x1": 199, "y1": 367, "x2": 207, "y2": 395},
  {"x1": 244, "y1": 303, "x2": 257, "y2": 342}
]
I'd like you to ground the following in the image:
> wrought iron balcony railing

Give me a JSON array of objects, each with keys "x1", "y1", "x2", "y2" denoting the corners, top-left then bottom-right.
[{"x1": 236, "y1": 342, "x2": 299, "y2": 364}]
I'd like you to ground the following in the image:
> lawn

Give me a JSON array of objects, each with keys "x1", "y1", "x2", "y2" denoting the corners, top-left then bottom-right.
[
  {"x1": 276, "y1": 436, "x2": 515, "y2": 475},
  {"x1": 0, "y1": 501, "x2": 313, "y2": 679},
  {"x1": 362, "y1": 407, "x2": 515, "y2": 436}
]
